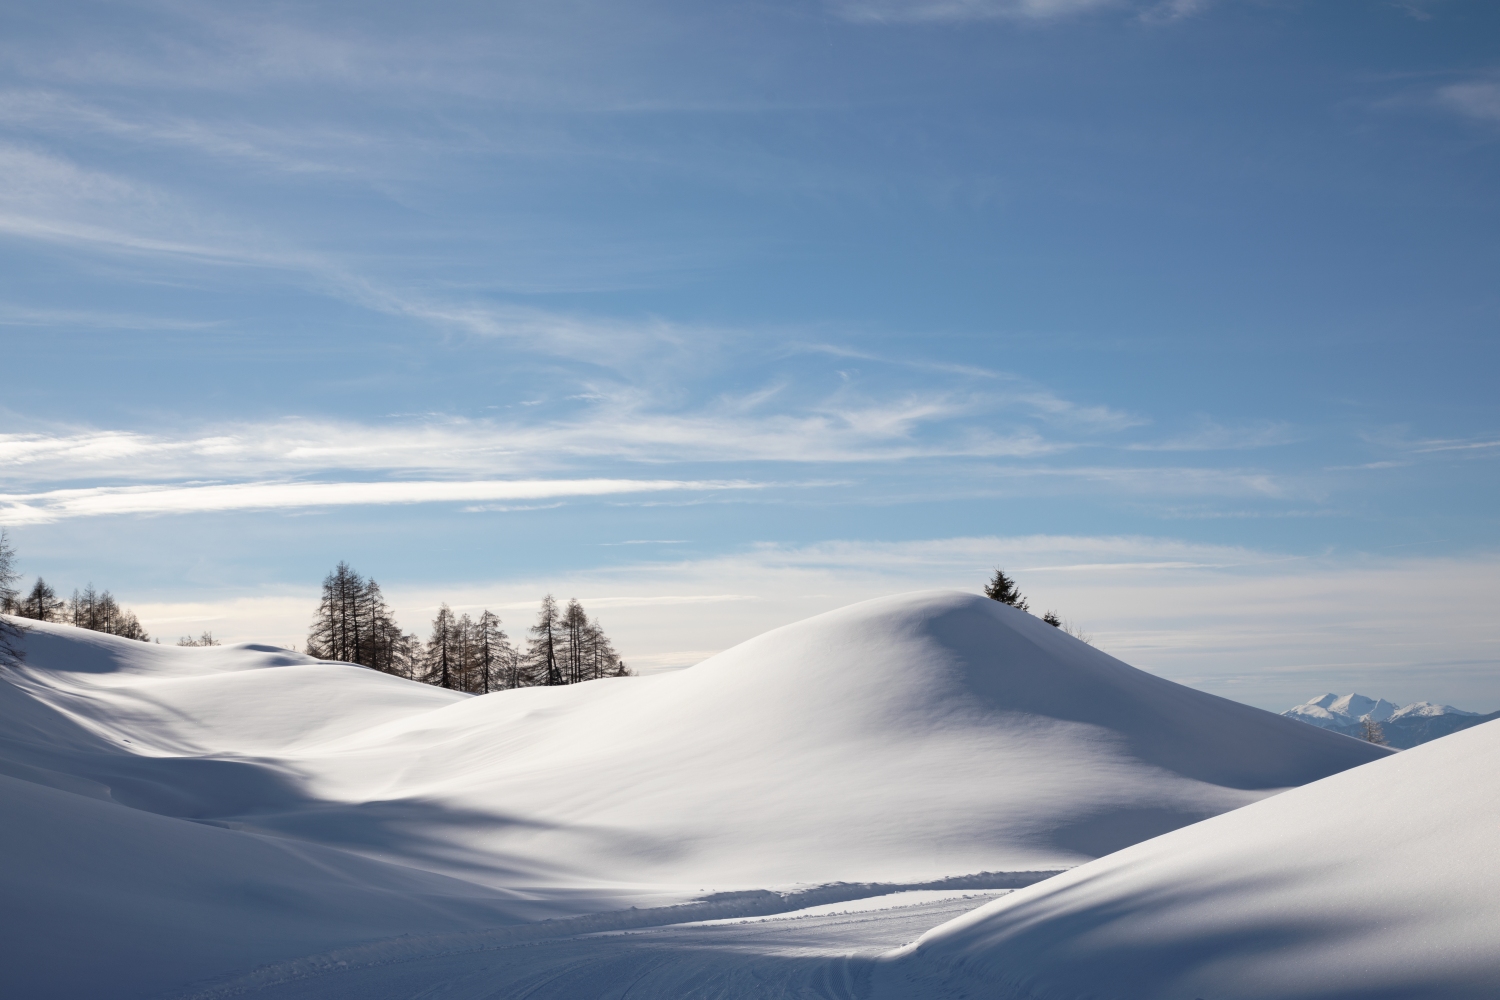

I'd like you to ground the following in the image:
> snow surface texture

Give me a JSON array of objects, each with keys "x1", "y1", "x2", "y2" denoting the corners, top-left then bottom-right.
[
  {"x1": 170, "y1": 892, "x2": 1009, "y2": 1000},
  {"x1": 883, "y1": 716, "x2": 1500, "y2": 1000},
  {"x1": 0, "y1": 592, "x2": 1388, "y2": 999},
  {"x1": 1284, "y1": 691, "x2": 1495, "y2": 748}
]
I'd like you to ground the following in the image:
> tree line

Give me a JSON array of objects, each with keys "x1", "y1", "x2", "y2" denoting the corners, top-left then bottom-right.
[
  {"x1": 305, "y1": 562, "x2": 630, "y2": 692},
  {"x1": 0, "y1": 534, "x2": 632, "y2": 690},
  {"x1": 0, "y1": 530, "x2": 150, "y2": 654}
]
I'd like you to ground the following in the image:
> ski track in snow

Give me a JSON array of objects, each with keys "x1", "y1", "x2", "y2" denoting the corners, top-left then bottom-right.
[{"x1": 165, "y1": 894, "x2": 1003, "y2": 1000}]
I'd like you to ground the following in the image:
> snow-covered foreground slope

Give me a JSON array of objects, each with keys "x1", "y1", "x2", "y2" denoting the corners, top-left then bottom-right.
[
  {"x1": 0, "y1": 774, "x2": 543, "y2": 1000},
  {"x1": 0, "y1": 593, "x2": 1391, "y2": 998},
  {"x1": 882, "y1": 715, "x2": 1500, "y2": 1000}
]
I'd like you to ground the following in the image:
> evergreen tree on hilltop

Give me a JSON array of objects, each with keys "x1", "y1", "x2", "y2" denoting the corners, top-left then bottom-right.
[
  {"x1": 547, "y1": 598, "x2": 628, "y2": 684},
  {"x1": 0, "y1": 530, "x2": 18, "y2": 615},
  {"x1": 584, "y1": 617, "x2": 623, "y2": 680},
  {"x1": 363, "y1": 580, "x2": 417, "y2": 677},
  {"x1": 66, "y1": 585, "x2": 149, "y2": 641},
  {"x1": 0, "y1": 529, "x2": 28, "y2": 663},
  {"x1": 307, "y1": 563, "x2": 406, "y2": 672},
  {"x1": 526, "y1": 595, "x2": 565, "y2": 686},
  {"x1": 454, "y1": 612, "x2": 478, "y2": 692},
  {"x1": 983, "y1": 568, "x2": 1029, "y2": 612},
  {"x1": 561, "y1": 598, "x2": 589, "y2": 684},
  {"x1": 18, "y1": 578, "x2": 65, "y2": 622},
  {"x1": 1042, "y1": 611, "x2": 1062, "y2": 627},
  {"x1": 425, "y1": 604, "x2": 459, "y2": 689},
  {"x1": 474, "y1": 610, "x2": 511, "y2": 694},
  {"x1": 302, "y1": 567, "x2": 630, "y2": 690},
  {"x1": 308, "y1": 562, "x2": 363, "y2": 663}
]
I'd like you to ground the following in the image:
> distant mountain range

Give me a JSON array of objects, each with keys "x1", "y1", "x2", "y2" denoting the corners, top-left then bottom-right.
[{"x1": 1283, "y1": 693, "x2": 1500, "y2": 749}]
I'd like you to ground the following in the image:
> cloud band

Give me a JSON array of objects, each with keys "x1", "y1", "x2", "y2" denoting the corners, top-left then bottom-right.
[{"x1": 0, "y1": 477, "x2": 764, "y2": 524}]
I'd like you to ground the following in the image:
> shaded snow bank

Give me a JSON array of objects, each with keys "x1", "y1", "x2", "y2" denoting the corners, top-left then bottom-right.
[
  {"x1": 883, "y1": 716, "x2": 1500, "y2": 1000},
  {"x1": 0, "y1": 773, "x2": 543, "y2": 1000}
]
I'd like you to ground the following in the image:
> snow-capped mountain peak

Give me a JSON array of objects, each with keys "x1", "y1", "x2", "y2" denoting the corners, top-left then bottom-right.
[
  {"x1": 1387, "y1": 700, "x2": 1478, "y2": 721},
  {"x1": 1284, "y1": 693, "x2": 1394, "y2": 727},
  {"x1": 1293, "y1": 692, "x2": 1399, "y2": 722},
  {"x1": 1282, "y1": 693, "x2": 1492, "y2": 749}
]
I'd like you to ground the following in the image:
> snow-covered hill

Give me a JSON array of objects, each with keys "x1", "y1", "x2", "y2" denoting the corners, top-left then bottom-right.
[
  {"x1": 1284, "y1": 691, "x2": 1491, "y2": 748},
  {"x1": 0, "y1": 593, "x2": 1391, "y2": 998},
  {"x1": 882, "y1": 713, "x2": 1500, "y2": 1000}
]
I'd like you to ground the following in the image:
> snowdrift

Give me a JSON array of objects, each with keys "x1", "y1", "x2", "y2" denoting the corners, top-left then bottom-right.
[
  {"x1": 883, "y1": 715, "x2": 1500, "y2": 1000},
  {"x1": 3, "y1": 592, "x2": 1383, "y2": 891}
]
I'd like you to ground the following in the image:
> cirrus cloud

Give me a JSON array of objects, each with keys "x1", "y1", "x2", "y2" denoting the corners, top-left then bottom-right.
[{"x1": 0, "y1": 477, "x2": 766, "y2": 525}]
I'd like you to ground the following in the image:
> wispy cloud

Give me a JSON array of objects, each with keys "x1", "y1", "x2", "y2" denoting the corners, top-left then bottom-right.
[
  {"x1": 0, "y1": 478, "x2": 764, "y2": 525},
  {"x1": 992, "y1": 464, "x2": 1287, "y2": 498},
  {"x1": 734, "y1": 533, "x2": 1274, "y2": 572},
  {"x1": 1362, "y1": 428, "x2": 1500, "y2": 460},
  {"x1": 600, "y1": 539, "x2": 690, "y2": 546},
  {"x1": 790, "y1": 342, "x2": 1004, "y2": 380},
  {"x1": 365, "y1": 297, "x2": 725, "y2": 372},
  {"x1": 0, "y1": 140, "x2": 703, "y2": 344},
  {"x1": 0, "y1": 141, "x2": 315, "y2": 271},
  {"x1": 829, "y1": 0, "x2": 1210, "y2": 23},
  {"x1": 1125, "y1": 421, "x2": 1297, "y2": 452},
  {"x1": 831, "y1": 0, "x2": 1118, "y2": 24},
  {"x1": 0, "y1": 394, "x2": 1067, "y2": 483},
  {"x1": 1410, "y1": 437, "x2": 1500, "y2": 455},
  {"x1": 787, "y1": 343, "x2": 1144, "y2": 431},
  {"x1": 0, "y1": 303, "x2": 222, "y2": 331},
  {"x1": 0, "y1": 89, "x2": 366, "y2": 176},
  {"x1": 1437, "y1": 77, "x2": 1500, "y2": 124},
  {"x1": 0, "y1": 1, "x2": 759, "y2": 115}
]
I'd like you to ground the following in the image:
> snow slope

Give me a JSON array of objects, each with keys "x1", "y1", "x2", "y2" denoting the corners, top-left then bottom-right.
[
  {"x1": 0, "y1": 593, "x2": 1393, "y2": 997},
  {"x1": 884, "y1": 715, "x2": 1500, "y2": 1000},
  {"x1": 2, "y1": 593, "x2": 1385, "y2": 891},
  {"x1": 0, "y1": 773, "x2": 543, "y2": 1000}
]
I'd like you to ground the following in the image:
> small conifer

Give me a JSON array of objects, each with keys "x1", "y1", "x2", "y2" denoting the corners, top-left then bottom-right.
[{"x1": 983, "y1": 569, "x2": 1029, "y2": 612}]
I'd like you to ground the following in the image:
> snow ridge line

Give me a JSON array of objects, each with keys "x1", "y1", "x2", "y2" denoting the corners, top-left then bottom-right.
[{"x1": 159, "y1": 870, "x2": 1065, "y2": 1000}]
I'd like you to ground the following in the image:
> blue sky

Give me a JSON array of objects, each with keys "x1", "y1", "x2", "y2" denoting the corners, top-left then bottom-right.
[{"x1": 2, "y1": 0, "x2": 1497, "y2": 709}]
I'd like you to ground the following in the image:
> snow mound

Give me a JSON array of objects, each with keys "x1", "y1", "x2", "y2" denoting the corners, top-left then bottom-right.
[
  {"x1": 885, "y1": 716, "x2": 1500, "y2": 1000},
  {"x1": 2, "y1": 593, "x2": 1385, "y2": 897}
]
